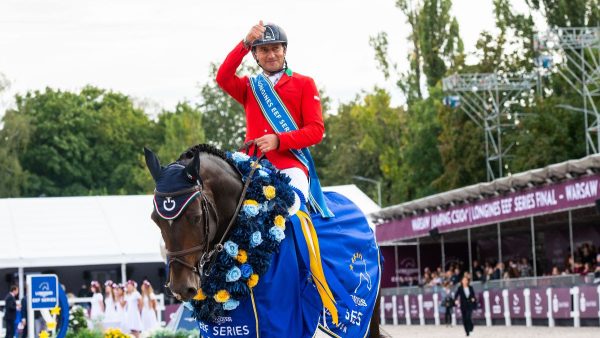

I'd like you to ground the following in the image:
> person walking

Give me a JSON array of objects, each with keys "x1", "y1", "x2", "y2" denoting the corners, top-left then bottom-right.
[
  {"x1": 3, "y1": 285, "x2": 20, "y2": 338},
  {"x1": 140, "y1": 280, "x2": 159, "y2": 331},
  {"x1": 454, "y1": 276, "x2": 477, "y2": 336}
]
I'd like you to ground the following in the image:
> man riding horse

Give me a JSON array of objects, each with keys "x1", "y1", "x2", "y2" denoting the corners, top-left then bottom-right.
[
  {"x1": 216, "y1": 21, "x2": 332, "y2": 219},
  {"x1": 143, "y1": 21, "x2": 382, "y2": 337}
]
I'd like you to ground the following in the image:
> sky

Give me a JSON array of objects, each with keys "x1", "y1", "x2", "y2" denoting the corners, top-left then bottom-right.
[{"x1": 0, "y1": 0, "x2": 535, "y2": 115}]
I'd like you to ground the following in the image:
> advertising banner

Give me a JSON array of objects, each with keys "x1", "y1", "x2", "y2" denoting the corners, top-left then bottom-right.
[{"x1": 378, "y1": 175, "x2": 600, "y2": 242}]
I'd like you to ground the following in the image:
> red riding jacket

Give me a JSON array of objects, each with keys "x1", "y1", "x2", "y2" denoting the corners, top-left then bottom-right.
[{"x1": 216, "y1": 40, "x2": 325, "y2": 176}]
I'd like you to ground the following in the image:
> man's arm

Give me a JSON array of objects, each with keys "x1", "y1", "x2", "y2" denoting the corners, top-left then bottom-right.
[
  {"x1": 216, "y1": 21, "x2": 265, "y2": 105},
  {"x1": 277, "y1": 77, "x2": 325, "y2": 151},
  {"x1": 215, "y1": 41, "x2": 250, "y2": 105}
]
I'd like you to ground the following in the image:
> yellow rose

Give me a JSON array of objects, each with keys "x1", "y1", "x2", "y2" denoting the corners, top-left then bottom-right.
[
  {"x1": 214, "y1": 289, "x2": 230, "y2": 303},
  {"x1": 244, "y1": 199, "x2": 258, "y2": 206},
  {"x1": 274, "y1": 215, "x2": 286, "y2": 229},
  {"x1": 193, "y1": 288, "x2": 207, "y2": 301},
  {"x1": 237, "y1": 249, "x2": 248, "y2": 264},
  {"x1": 247, "y1": 274, "x2": 259, "y2": 288},
  {"x1": 263, "y1": 185, "x2": 276, "y2": 200}
]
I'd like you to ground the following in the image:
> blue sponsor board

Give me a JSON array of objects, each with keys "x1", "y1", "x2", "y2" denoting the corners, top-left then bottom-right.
[{"x1": 30, "y1": 275, "x2": 58, "y2": 309}]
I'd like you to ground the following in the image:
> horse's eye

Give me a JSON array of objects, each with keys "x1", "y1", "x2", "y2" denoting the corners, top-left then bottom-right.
[{"x1": 194, "y1": 216, "x2": 203, "y2": 225}]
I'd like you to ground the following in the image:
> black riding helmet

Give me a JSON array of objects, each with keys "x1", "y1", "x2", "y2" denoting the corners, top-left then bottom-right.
[
  {"x1": 251, "y1": 23, "x2": 288, "y2": 49},
  {"x1": 251, "y1": 23, "x2": 289, "y2": 74}
]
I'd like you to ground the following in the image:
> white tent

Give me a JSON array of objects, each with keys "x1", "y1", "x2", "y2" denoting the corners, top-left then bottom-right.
[
  {"x1": 0, "y1": 195, "x2": 162, "y2": 268},
  {"x1": 0, "y1": 185, "x2": 379, "y2": 269}
]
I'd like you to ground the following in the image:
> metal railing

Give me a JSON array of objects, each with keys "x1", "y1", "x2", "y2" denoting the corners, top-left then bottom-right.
[{"x1": 383, "y1": 273, "x2": 597, "y2": 295}]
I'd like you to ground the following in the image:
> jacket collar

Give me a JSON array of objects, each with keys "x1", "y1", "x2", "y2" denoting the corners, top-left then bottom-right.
[{"x1": 275, "y1": 68, "x2": 293, "y2": 88}]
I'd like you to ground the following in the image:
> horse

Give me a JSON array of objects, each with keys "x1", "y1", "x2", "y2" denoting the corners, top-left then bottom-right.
[{"x1": 144, "y1": 144, "x2": 383, "y2": 338}]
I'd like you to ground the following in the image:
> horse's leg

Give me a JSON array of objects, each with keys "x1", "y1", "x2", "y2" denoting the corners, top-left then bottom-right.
[{"x1": 368, "y1": 287, "x2": 384, "y2": 338}]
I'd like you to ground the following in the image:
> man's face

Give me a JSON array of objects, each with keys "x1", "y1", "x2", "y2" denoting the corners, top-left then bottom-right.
[{"x1": 254, "y1": 43, "x2": 286, "y2": 73}]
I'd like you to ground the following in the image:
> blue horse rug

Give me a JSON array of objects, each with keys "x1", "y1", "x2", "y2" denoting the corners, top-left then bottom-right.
[{"x1": 196, "y1": 191, "x2": 382, "y2": 338}]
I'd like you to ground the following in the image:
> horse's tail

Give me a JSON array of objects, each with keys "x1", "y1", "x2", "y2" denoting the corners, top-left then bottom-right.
[{"x1": 369, "y1": 289, "x2": 386, "y2": 338}]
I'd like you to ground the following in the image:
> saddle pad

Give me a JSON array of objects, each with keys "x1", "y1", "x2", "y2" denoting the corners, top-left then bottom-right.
[{"x1": 308, "y1": 191, "x2": 382, "y2": 337}]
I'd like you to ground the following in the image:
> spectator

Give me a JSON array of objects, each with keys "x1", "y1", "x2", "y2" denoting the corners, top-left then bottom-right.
[
  {"x1": 442, "y1": 283, "x2": 454, "y2": 327},
  {"x1": 3, "y1": 285, "x2": 20, "y2": 338},
  {"x1": 491, "y1": 263, "x2": 504, "y2": 280},
  {"x1": 450, "y1": 268, "x2": 461, "y2": 285},
  {"x1": 518, "y1": 258, "x2": 532, "y2": 277},
  {"x1": 551, "y1": 266, "x2": 560, "y2": 276},
  {"x1": 472, "y1": 260, "x2": 483, "y2": 282}
]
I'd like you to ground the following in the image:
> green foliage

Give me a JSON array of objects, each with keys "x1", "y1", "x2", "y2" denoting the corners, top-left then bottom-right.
[
  {"x1": 157, "y1": 102, "x2": 205, "y2": 162},
  {"x1": 314, "y1": 88, "x2": 404, "y2": 206},
  {"x1": 150, "y1": 329, "x2": 199, "y2": 338},
  {"x1": 67, "y1": 306, "x2": 89, "y2": 334},
  {"x1": 65, "y1": 328, "x2": 103, "y2": 338},
  {"x1": 369, "y1": 32, "x2": 392, "y2": 80},
  {"x1": 397, "y1": 87, "x2": 444, "y2": 200},
  {"x1": 525, "y1": 0, "x2": 600, "y2": 27},
  {"x1": 199, "y1": 62, "x2": 255, "y2": 150},
  {"x1": 3, "y1": 86, "x2": 159, "y2": 197},
  {"x1": 510, "y1": 96, "x2": 586, "y2": 172}
]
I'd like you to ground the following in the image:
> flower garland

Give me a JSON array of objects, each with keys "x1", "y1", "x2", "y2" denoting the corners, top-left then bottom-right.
[{"x1": 190, "y1": 152, "x2": 296, "y2": 322}]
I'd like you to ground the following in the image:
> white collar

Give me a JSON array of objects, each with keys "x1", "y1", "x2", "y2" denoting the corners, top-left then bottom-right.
[{"x1": 265, "y1": 70, "x2": 285, "y2": 85}]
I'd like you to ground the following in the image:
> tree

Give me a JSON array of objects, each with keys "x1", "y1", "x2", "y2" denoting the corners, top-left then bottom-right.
[
  {"x1": 0, "y1": 75, "x2": 29, "y2": 197},
  {"x1": 314, "y1": 88, "x2": 405, "y2": 206},
  {"x1": 200, "y1": 61, "x2": 258, "y2": 151},
  {"x1": 157, "y1": 102, "x2": 205, "y2": 162},
  {"x1": 8, "y1": 86, "x2": 158, "y2": 196},
  {"x1": 525, "y1": 0, "x2": 600, "y2": 27}
]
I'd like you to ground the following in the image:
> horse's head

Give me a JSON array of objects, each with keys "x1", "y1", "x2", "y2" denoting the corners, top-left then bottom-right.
[{"x1": 144, "y1": 146, "x2": 242, "y2": 301}]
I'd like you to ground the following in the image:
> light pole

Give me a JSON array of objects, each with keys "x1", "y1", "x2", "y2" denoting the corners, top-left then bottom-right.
[{"x1": 352, "y1": 175, "x2": 382, "y2": 207}]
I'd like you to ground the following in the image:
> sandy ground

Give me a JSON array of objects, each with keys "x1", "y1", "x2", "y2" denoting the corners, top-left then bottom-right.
[{"x1": 379, "y1": 325, "x2": 600, "y2": 338}]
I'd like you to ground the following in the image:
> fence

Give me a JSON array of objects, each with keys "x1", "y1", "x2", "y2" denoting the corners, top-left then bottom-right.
[{"x1": 380, "y1": 275, "x2": 600, "y2": 327}]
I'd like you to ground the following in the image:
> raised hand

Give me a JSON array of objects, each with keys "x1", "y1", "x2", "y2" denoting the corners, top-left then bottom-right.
[{"x1": 245, "y1": 20, "x2": 265, "y2": 46}]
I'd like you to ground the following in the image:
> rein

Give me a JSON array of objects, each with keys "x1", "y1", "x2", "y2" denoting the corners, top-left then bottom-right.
[{"x1": 162, "y1": 151, "x2": 265, "y2": 292}]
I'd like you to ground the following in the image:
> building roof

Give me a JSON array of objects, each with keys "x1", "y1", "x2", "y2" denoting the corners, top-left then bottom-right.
[
  {"x1": 0, "y1": 185, "x2": 379, "y2": 268},
  {"x1": 372, "y1": 153, "x2": 600, "y2": 223}
]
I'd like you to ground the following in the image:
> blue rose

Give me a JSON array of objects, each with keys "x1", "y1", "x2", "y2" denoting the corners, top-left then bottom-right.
[
  {"x1": 224, "y1": 241, "x2": 238, "y2": 258},
  {"x1": 269, "y1": 226, "x2": 286, "y2": 242},
  {"x1": 231, "y1": 152, "x2": 249, "y2": 163},
  {"x1": 226, "y1": 266, "x2": 242, "y2": 282},
  {"x1": 260, "y1": 202, "x2": 269, "y2": 213},
  {"x1": 223, "y1": 299, "x2": 240, "y2": 311},
  {"x1": 240, "y1": 264, "x2": 253, "y2": 279},
  {"x1": 250, "y1": 231, "x2": 263, "y2": 247},
  {"x1": 243, "y1": 204, "x2": 259, "y2": 217}
]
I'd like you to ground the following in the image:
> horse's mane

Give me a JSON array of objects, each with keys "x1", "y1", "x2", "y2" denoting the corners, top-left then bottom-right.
[{"x1": 177, "y1": 143, "x2": 238, "y2": 170}]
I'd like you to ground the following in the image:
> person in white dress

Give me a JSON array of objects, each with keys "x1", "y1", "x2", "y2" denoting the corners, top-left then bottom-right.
[
  {"x1": 102, "y1": 281, "x2": 119, "y2": 329},
  {"x1": 114, "y1": 284, "x2": 127, "y2": 332},
  {"x1": 89, "y1": 281, "x2": 104, "y2": 324},
  {"x1": 124, "y1": 280, "x2": 143, "y2": 337},
  {"x1": 140, "y1": 280, "x2": 159, "y2": 331}
]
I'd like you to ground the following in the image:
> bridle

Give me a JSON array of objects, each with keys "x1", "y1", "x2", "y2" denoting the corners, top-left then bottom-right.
[{"x1": 159, "y1": 152, "x2": 264, "y2": 293}]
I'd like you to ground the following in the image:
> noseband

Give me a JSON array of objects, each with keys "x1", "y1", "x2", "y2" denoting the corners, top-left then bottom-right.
[{"x1": 159, "y1": 155, "x2": 264, "y2": 293}]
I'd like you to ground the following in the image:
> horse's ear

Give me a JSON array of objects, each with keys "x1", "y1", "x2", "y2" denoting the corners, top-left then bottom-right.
[
  {"x1": 144, "y1": 147, "x2": 162, "y2": 182},
  {"x1": 185, "y1": 151, "x2": 201, "y2": 182}
]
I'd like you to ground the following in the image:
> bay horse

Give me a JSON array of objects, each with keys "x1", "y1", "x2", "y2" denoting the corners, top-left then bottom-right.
[{"x1": 144, "y1": 144, "x2": 382, "y2": 337}]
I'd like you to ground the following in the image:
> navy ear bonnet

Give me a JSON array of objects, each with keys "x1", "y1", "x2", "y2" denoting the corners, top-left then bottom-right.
[{"x1": 153, "y1": 163, "x2": 201, "y2": 220}]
